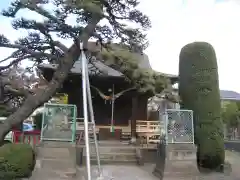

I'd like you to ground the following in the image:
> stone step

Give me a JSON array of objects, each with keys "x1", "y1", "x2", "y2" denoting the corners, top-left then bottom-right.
[
  {"x1": 89, "y1": 153, "x2": 136, "y2": 160},
  {"x1": 80, "y1": 140, "x2": 135, "y2": 147},
  {"x1": 79, "y1": 141, "x2": 140, "y2": 165},
  {"x1": 82, "y1": 155, "x2": 137, "y2": 165},
  {"x1": 82, "y1": 148, "x2": 138, "y2": 165},
  {"x1": 83, "y1": 146, "x2": 137, "y2": 154},
  {"x1": 90, "y1": 158, "x2": 138, "y2": 165},
  {"x1": 97, "y1": 141, "x2": 132, "y2": 146}
]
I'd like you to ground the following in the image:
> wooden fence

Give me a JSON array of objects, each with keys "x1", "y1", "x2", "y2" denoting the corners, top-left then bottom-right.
[
  {"x1": 136, "y1": 120, "x2": 164, "y2": 145},
  {"x1": 76, "y1": 120, "x2": 164, "y2": 145},
  {"x1": 10, "y1": 120, "x2": 164, "y2": 147}
]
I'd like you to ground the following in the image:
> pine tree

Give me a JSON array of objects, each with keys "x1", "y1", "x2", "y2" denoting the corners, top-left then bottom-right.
[{"x1": 0, "y1": 0, "x2": 171, "y2": 141}]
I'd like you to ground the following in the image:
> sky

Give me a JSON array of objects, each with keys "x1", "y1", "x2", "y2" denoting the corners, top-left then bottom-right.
[{"x1": 0, "y1": 0, "x2": 240, "y2": 92}]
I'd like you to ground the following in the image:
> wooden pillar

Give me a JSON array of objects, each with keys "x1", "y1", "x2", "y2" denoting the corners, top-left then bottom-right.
[
  {"x1": 65, "y1": 83, "x2": 83, "y2": 119},
  {"x1": 131, "y1": 95, "x2": 138, "y2": 143},
  {"x1": 136, "y1": 95, "x2": 148, "y2": 120},
  {"x1": 130, "y1": 94, "x2": 148, "y2": 143}
]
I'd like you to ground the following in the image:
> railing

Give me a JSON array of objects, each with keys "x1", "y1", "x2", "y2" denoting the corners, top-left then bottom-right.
[
  {"x1": 136, "y1": 120, "x2": 164, "y2": 146},
  {"x1": 73, "y1": 120, "x2": 165, "y2": 146},
  {"x1": 13, "y1": 130, "x2": 41, "y2": 146},
  {"x1": 136, "y1": 120, "x2": 164, "y2": 133}
]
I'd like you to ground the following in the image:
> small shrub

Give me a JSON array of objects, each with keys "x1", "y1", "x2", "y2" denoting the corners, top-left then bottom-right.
[{"x1": 0, "y1": 143, "x2": 36, "y2": 179}]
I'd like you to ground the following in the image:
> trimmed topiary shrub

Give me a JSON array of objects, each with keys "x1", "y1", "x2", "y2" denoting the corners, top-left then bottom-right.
[
  {"x1": 0, "y1": 143, "x2": 36, "y2": 179},
  {"x1": 179, "y1": 42, "x2": 225, "y2": 171}
]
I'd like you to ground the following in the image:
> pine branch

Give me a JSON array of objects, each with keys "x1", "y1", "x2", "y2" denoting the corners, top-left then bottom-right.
[{"x1": 0, "y1": 43, "x2": 57, "y2": 59}]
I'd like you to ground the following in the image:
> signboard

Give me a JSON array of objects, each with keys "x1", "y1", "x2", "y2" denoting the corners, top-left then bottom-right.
[
  {"x1": 51, "y1": 93, "x2": 68, "y2": 104},
  {"x1": 59, "y1": 93, "x2": 68, "y2": 104}
]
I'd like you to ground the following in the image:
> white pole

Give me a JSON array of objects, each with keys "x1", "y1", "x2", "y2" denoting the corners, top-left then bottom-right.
[
  {"x1": 80, "y1": 43, "x2": 91, "y2": 180},
  {"x1": 85, "y1": 53, "x2": 101, "y2": 175}
]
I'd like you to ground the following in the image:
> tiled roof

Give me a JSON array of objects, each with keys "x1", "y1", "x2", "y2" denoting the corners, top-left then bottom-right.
[
  {"x1": 220, "y1": 90, "x2": 240, "y2": 101},
  {"x1": 38, "y1": 60, "x2": 124, "y2": 77},
  {"x1": 38, "y1": 41, "x2": 179, "y2": 81},
  {"x1": 38, "y1": 42, "x2": 152, "y2": 77}
]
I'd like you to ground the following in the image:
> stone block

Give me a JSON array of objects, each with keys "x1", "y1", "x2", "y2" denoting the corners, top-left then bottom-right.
[
  {"x1": 35, "y1": 141, "x2": 77, "y2": 178},
  {"x1": 153, "y1": 143, "x2": 198, "y2": 180}
]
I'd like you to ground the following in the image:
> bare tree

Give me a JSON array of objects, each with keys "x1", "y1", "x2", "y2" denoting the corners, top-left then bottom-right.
[
  {"x1": 1, "y1": 65, "x2": 41, "y2": 111},
  {"x1": 0, "y1": 0, "x2": 170, "y2": 142}
]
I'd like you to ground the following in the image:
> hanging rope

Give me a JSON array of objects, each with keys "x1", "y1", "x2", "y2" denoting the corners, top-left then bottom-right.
[
  {"x1": 91, "y1": 85, "x2": 136, "y2": 132},
  {"x1": 90, "y1": 85, "x2": 135, "y2": 101},
  {"x1": 90, "y1": 85, "x2": 111, "y2": 100}
]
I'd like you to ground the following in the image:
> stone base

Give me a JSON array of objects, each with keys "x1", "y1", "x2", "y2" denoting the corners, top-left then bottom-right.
[
  {"x1": 35, "y1": 141, "x2": 77, "y2": 178},
  {"x1": 153, "y1": 166, "x2": 163, "y2": 178},
  {"x1": 153, "y1": 143, "x2": 198, "y2": 180}
]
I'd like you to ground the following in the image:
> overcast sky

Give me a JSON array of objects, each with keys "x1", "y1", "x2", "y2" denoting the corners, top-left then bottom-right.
[
  {"x1": 0, "y1": 0, "x2": 240, "y2": 92},
  {"x1": 137, "y1": 0, "x2": 240, "y2": 92}
]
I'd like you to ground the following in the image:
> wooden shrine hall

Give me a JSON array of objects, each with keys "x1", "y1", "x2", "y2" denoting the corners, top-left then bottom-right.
[{"x1": 38, "y1": 42, "x2": 177, "y2": 142}]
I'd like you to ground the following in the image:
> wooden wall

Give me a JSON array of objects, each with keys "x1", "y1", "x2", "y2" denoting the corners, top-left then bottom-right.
[
  {"x1": 41, "y1": 69, "x2": 148, "y2": 126},
  {"x1": 63, "y1": 75, "x2": 135, "y2": 125}
]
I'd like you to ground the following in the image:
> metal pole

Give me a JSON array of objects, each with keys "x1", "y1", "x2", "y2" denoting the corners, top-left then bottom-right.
[
  {"x1": 80, "y1": 43, "x2": 91, "y2": 180},
  {"x1": 191, "y1": 110, "x2": 194, "y2": 144},
  {"x1": 110, "y1": 84, "x2": 115, "y2": 132},
  {"x1": 40, "y1": 103, "x2": 46, "y2": 142},
  {"x1": 84, "y1": 51, "x2": 101, "y2": 175}
]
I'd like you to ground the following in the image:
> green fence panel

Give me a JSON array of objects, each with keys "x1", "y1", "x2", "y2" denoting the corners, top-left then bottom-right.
[{"x1": 40, "y1": 103, "x2": 77, "y2": 142}]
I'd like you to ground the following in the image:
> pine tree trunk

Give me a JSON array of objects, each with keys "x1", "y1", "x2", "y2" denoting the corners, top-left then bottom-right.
[
  {"x1": 0, "y1": 44, "x2": 80, "y2": 143},
  {"x1": 0, "y1": 18, "x2": 100, "y2": 143}
]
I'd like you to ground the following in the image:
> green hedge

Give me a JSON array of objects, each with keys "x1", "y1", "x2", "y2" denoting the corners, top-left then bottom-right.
[
  {"x1": 179, "y1": 42, "x2": 224, "y2": 170},
  {"x1": 0, "y1": 143, "x2": 36, "y2": 179}
]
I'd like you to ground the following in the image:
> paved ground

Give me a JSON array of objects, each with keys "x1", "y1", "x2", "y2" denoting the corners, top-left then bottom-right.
[
  {"x1": 78, "y1": 164, "x2": 226, "y2": 180},
  {"x1": 79, "y1": 151, "x2": 240, "y2": 180},
  {"x1": 78, "y1": 164, "x2": 158, "y2": 180},
  {"x1": 225, "y1": 140, "x2": 240, "y2": 152},
  {"x1": 224, "y1": 150, "x2": 240, "y2": 179},
  {"x1": 29, "y1": 150, "x2": 240, "y2": 180}
]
